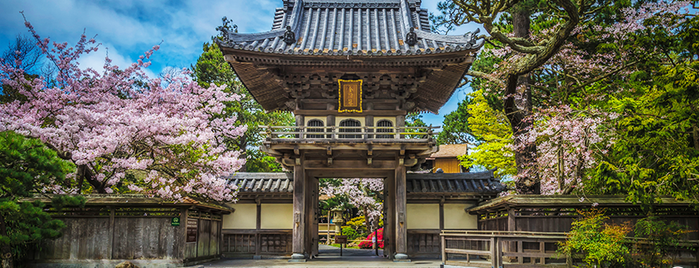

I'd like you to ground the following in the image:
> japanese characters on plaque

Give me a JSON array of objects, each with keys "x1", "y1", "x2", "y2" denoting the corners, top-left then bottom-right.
[{"x1": 338, "y1": 79, "x2": 362, "y2": 113}]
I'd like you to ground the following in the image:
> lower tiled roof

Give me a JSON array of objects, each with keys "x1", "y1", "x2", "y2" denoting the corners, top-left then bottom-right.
[
  {"x1": 228, "y1": 171, "x2": 505, "y2": 196},
  {"x1": 228, "y1": 172, "x2": 294, "y2": 193},
  {"x1": 406, "y1": 170, "x2": 505, "y2": 195}
]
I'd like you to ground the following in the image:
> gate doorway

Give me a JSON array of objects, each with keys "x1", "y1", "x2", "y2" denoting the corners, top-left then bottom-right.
[{"x1": 314, "y1": 177, "x2": 386, "y2": 259}]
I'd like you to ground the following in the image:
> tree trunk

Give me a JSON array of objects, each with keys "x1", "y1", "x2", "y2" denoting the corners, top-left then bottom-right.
[
  {"x1": 0, "y1": 212, "x2": 13, "y2": 268},
  {"x1": 507, "y1": 5, "x2": 540, "y2": 194}
]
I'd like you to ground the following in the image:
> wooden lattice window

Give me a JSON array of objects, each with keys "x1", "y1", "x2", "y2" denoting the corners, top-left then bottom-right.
[
  {"x1": 376, "y1": 120, "x2": 394, "y2": 139},
  {"x1": 338, "y1": 119, "x2": 361, "y2": 139},
  {"x1": 306, "y1": 119, "x2": 325, "y2": 138}
]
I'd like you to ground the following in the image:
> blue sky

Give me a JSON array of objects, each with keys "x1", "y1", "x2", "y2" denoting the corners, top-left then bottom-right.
[{"x1": 0, "y1": 0, "x2": 480, "y2": 126}]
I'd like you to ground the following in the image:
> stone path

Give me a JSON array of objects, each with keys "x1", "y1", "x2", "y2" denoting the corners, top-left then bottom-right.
[{"x1": 188, "y1": 245, "x2": 445, "y2": 268}]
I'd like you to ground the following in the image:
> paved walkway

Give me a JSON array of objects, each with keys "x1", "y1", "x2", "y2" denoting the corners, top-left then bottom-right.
[{"x1": 190, "y1": 245, "x2": 445, "y2": 268}]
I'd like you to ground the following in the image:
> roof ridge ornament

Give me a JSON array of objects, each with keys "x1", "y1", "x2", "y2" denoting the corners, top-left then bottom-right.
[
  {"x1": 465, "y1": 28, "x2": 481, "y2": 46},
  {"x1": 405, "y1": 27, "x2": 418, "y2": 46},
  {"x1": 283, "y1": 26, "x2": 296, "y2": 45}
]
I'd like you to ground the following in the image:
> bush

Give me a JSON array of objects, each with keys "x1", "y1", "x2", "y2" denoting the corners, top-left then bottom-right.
[
  {"x1": 341, "y1": 226, "x2": 362, "y2": 241},
  {"x1": 558, "y1": 208, "x2": 631, "y2": 267},
  {"x1": 633, "y1": 216, "x2": 693, "y2": 267},
  {"x1": 358, "y1": 228, "x2": 384, "y2": 249}
]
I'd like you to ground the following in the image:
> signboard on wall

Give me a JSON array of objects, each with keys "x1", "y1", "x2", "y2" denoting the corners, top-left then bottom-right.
[
  {"x1": 186, "y1": 218, "x2": 198, "y2": 242},
  {"x1": 338, "y1": 79, "x2": 362, "y2": 113}
]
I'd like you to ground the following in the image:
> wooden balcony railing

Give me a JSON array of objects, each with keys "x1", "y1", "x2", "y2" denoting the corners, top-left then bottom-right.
[{"x1": 259, "y1": 125, "x2": 439, "y2": 143}]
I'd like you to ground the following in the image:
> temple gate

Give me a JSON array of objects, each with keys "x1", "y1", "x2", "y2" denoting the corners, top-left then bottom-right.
[{"x1": 218, "y1": 0, "x2": 484, "y2": 261}]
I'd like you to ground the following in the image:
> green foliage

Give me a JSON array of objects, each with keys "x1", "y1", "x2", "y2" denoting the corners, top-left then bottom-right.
[
  {"x1": 191, "y1": 42, "x2": 294, "y2": 172},
  {"x1": 633, "y1": 216, "x2": 693, "y2": 267},
  {"x1": 585, "y1": 15, "x2": 699, "y2": 205},
  {"x1": 437, "y1": 96, "x2": 476, "y2": 145},
  {"x1": 341, "y1": 226, "x2": 362, "y2": 241},
  {"x1": 0, "y1": 131, "x2": 85, "y2": 265},
  {"x1": 345, "y1": 216, "x2": 367, "y2": 234},
  {"x1": 458, "y1": 90, "x2": 516, "y2": 178},
  {"x1": 558, "y1": 209, "x2": 631, "y2": 267}
]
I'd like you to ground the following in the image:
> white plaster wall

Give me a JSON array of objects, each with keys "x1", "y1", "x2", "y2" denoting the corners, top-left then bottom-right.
[
  {"x1": 443, "y1": 203, "x2": 478, "y2": 229},
  {"x1": 261, "y1": 203, "x2": 293, "y2": 229},
  {"x1": 222, "y1": 203, "x2": 257, "y2": 229},
  {"x1": 407, "y1": 203, "x2": 440, "y2": 229}
]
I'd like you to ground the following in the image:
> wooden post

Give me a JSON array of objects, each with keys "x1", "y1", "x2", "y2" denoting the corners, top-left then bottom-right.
[
  {"x1": 108, "y1": 206, "x2": 115, "y2": 259},
  {"x1": 181, "y1": 207, "x2": 189, "y2": 260},
  {"x1": 365, "y1": 115, "x2": 373, "y2": 139},
  {"x1": 255, "y1": 198, "x2": 261, "y2": 257},
  {"x1": 326, "y1": 114, "x2": 335, "y2": 139},
  {"x1": 490, "y1": 237, "x2": 497, "y2": 267},
  {"x1": 290, "y1": 155, "x2": 306, "y2": 261},
  {"x1": 441, "y1": 235, "x2": 446, "y2": 265},
  {"x1": 394, "y1": 162, "x2": 409, "y2": 261},
  {"x1": 385, "y1": 173, "x2": 395, "y2": 258},
  {"x1": 295, "y1": 114, "x2": 304, "y2": 138},
  {"x1": 439, "y1": 199, "x2": 444, "y2": 230},
  {"x1": 312, "y1": 177, "x2": 319, "y2": 257},
  {"x1": 507, "y1": 206, "x2": 516, "y2": 261}
]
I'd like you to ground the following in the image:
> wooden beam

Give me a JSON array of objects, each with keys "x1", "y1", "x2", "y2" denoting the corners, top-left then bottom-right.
[{"x1": 304, "y1": 159, "x2": 396, "y2": 169}]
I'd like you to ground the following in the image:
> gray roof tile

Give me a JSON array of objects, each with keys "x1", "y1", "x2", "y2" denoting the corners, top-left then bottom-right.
[{"x1": 219, "y1": 0, "x2": 483, "y2": 56}]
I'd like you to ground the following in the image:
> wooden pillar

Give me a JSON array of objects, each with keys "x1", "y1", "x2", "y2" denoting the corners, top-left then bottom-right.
[
  {"x1": 304, "y1": 174, "x2": 317, "y2": 258},
  {"x1": 255, "y1": 198, "x2": 261, "y2": 258},
  {"x1": 394, "y1": 162, "x2": 409, "y2": 261},
  {"x1": 326, "y1": 115, "x2": 335, "y2": 139},
  {"x1": 290, "y1": 155, "x2": 307, "y2": 261},
  {"x1": 365, "y1": 115, "x2": 374, "y2": 139},
  {"x1": 439, "y1": 199, "x2": 445, "y2": 230},
  {"x1": 295, "y1": 114, "x2": 304, "y2": 138},
  {"x1": 108, "y1": 206, "x2": 115, "y2": 259},
  {"x1": 311, "y1": 176, "x2": 319, "y2": 257},
  {"x1": 384, "y1": 173, "x2": 395, "y2": 259}
]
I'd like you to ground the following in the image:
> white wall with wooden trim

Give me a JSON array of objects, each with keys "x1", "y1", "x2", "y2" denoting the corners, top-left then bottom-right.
[
  {"x1": 443, "y1": 203, "x2": 477, "y2": 229},
  {"x1": 222, "y1": 203, "x2": 257, "y2": 229},
  {"x1": 261, "y1": 204, "x2": 293, "y2": 229},
  {"x1": 406, "y1": 203, "x2": 440, "y2": 229}
]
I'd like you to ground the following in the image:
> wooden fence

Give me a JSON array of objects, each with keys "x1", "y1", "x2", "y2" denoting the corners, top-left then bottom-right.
[
  {"x1": 440, "y1": 230, "x2": 699, "y2": 267},
  {"x1": 28, "y1": 195, "x2": 230, "y2": 267}
]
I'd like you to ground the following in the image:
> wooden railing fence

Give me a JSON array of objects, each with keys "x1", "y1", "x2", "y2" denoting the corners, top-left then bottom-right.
[{"x1": 441, "y1": 230, "x2": 699, "y2": 268}]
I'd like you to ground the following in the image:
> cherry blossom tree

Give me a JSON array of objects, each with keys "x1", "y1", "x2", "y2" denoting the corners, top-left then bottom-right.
[
  {"x1": 0, "y1": 18, "x2": 246, "y2": 201},
  {"x1": 322, "y1": 178, "x2": 383, "y2": 233}
]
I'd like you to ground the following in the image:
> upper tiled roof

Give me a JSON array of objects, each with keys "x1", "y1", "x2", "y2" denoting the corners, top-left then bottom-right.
[{"x1": 218, "y1": 0, "x2": 483, "y2": 56}]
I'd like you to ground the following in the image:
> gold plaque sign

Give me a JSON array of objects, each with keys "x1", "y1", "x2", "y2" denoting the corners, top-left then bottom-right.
[{"x1": 338, "y1": 79, "x2": 362, "y2": 113}]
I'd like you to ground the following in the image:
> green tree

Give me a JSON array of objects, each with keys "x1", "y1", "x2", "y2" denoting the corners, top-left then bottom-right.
[
  {"x1": 0, "y1": 131, "x2": 84, "y2": 268},
  {"x1": 558, "y1": 209, "x2": 631, "y2": 267},
  {"x1": 437, "y1": 96, "x2": 476, "y2": 145},
  {"x1": 191, "y1": 42, "x2": 294, "y2": 172},
  {"x1": 458, "y1": 90, "x2": 516, "y2": 178},
  {"x1": 585, "y1": 14, "x2": 699, "y2": 205}
]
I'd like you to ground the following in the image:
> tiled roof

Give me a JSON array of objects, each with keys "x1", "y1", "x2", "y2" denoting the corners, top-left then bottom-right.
[
  {"x1": 406, "y1": 170, "x2": 505, "y2": 196},
  {"x1": 430, "y1": 144, "x2": 468, "y2": 158},
  {"x1": 228, "y1": 172, "x2": 294, "y2": 193},
  {"x1": 227, "y1": 170, "x2": 504, "y2": 196},
  {"x1": 218, "y1": 0, "x2": 483, "y2": 56}
]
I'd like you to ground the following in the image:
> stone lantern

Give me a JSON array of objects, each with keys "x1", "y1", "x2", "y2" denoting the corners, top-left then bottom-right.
[{"x1": 331, "y1": 208, "x2": 344, "y2": 236}]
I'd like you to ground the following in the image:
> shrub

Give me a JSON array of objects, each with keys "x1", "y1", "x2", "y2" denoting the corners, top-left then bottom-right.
[
  {"x1": 558, "y1": 208, "x2": 631, "y2": 267},
  {"x1": 341, "y1": 226, "x2": 362, "y2": 241},
  {"x1": 358, "y1": 228, "x2": 384, "y2": 249},
  {"x1": 633, "y1": 216, "x2": 693, "y2": 267}
]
